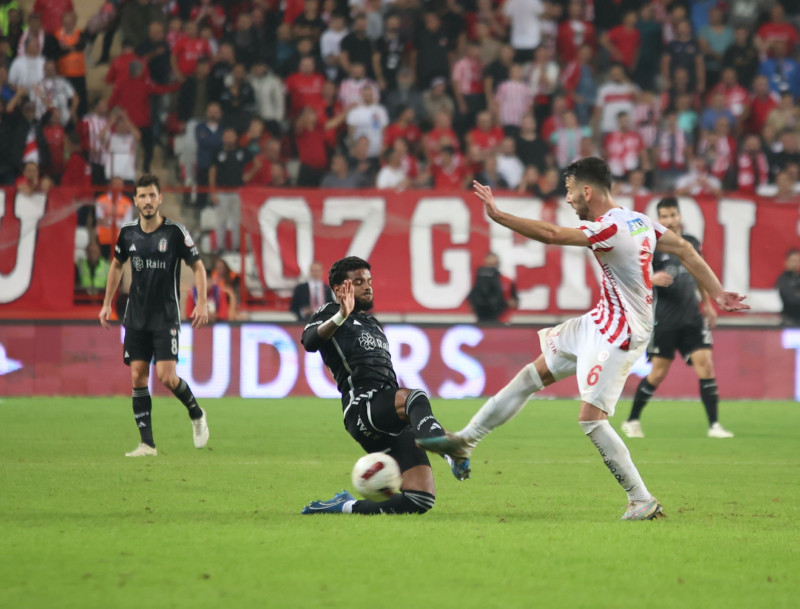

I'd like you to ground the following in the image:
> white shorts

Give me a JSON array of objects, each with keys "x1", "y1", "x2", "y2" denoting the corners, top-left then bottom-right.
[{"x1": 538, "y1": 314, "x2": 647, "y2": 416}]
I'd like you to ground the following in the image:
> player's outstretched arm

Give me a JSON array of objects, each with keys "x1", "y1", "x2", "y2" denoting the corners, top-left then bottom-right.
[
  {"x1": 189, "y1": 260, "x2": 209, "y2": 329},
  {"x1": 472, "y1": 181, "x2": 589, "y2": 247},
  {"x1": 656, "y1": 231, "x2": 749, "y2": 312},
  {"x1": 99, "y1": 258, "x2": 125, "y2": 329}
]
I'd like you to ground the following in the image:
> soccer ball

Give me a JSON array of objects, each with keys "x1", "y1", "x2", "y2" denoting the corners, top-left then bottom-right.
[{"x1": 351, "y1": 452, "x2": 402, "y2": 501}]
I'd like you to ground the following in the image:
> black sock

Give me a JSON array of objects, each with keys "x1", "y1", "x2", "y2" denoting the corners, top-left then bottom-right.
[
  {"x1": 699, "y1": 378, "x2": 719, "y2": 425},
  {"x1": 172, "y1": 378, "x2": 203, "y2": 419},
  {"x1": 352, "y1": 490, "x2": 435, "y2": 514},
  {"x1": 628, "y1": 377, "x2": 656, "y2": 421},
  {"x1": 132, "y1": 387, "x2": 154, "y2": 447},
  {"x1": 405, "y1": 390, "x2": 445, "y2": 440}
]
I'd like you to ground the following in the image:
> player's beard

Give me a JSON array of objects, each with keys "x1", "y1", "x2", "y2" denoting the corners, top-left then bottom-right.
[{"x1": 354, "y1": 295, "x2": 374, "y2": 311}]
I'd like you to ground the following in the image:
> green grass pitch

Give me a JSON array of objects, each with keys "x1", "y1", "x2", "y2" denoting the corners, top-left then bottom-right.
[{"x1": 1, "y1": 396, "x2": 798, "y2": 609}]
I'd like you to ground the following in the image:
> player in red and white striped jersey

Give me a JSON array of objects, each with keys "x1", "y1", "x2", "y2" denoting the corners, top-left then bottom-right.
[{"x1": 417, "y1": 157, "x2": 749, "y2": 520}]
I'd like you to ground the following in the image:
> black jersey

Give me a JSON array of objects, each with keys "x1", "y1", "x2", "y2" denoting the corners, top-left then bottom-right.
[
  {"x1": 114, "y1": 218, "x2": 200, "y2": 331},
  {"x1": 652, "y1": 233, "x2": 704, "y2": 330},
  {"x1": 301, "y1": 303, "x2": 398, "y2": 399}
]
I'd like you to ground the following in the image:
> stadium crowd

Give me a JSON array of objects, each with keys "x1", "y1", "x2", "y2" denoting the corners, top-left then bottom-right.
[{"x1": 2, "y1": 0, "x2": 800, "y2": 250}]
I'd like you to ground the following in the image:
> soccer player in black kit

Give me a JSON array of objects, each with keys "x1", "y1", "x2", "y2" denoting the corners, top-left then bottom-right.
[
  {"x1": 300, "y1": 256, "x2": 469, "y2": 515},
  {"x1": 621, "y1": 198, "x2": 734, "y2": 439},
  {"x1": 99, "y1": 174, "x2": 211, "y2": 456}
]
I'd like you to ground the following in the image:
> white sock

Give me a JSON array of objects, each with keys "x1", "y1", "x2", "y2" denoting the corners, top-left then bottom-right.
[
  {"x1": 459, "y1": 363, "x2": 544, "y2": 446},
  {"x1": 579, "y1": 420, "x2": 651, "y2": 502},
  {"x1": 342, "y1": 500, "x2": 355, "y2": 514}
]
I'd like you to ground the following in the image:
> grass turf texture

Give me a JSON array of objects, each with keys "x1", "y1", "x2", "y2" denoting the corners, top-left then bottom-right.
[{"x1": 1, "y1": 396, "x2": 798, "y2": 609}]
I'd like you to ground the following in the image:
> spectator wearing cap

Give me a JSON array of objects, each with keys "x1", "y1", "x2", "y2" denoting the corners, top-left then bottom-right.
[
  {"x1": 412, "y1": 11, "x2": 450, "y2": 89},
  {"x1": 422, "y1": 77, "x2": 455, "y2": 125}
]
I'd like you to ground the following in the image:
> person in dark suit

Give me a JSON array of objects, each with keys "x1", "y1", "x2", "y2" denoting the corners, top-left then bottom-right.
[{"x1": 290, "y1": 261, "x2": 334, "y2": 321}]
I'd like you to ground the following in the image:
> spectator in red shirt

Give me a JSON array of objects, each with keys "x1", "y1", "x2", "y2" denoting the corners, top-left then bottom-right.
[
  {"x1": 294, "y1": 106, "x2": 331, "y2": 187},
  {"x1": 285, "y1": 55, "x2": 325, "y2": 119},
  {"x1": 383, "y1": 106, "x2": 422, "y2": 153},
  {"x1": 736, "y1": 133, "x2": 770, "y2": 195},
  {"x1": 108, "y1": 59, "x2": 180, "y2": 173},
  {"x1": 423, "y1": 110, "x2": 459, "y2": 162},
  {"x1": 708, "y1": 67, "x2": 750, "y2": 127},
  {"x1": 755, "y1": 4, "x2": 799, "y2": 57},
  {"x1": 42, "y1": 107, "x2": 65, "y2": 179},
  {"x1": 603, "y1": 111, "x2": 645, "y2": 179},
  {"x1": 189, "y1": 0, "x2": 226, "y2": 41},
  {"x1": 466, "y1": 111, "x2": 505, "y2": 154},
  {"x1": 699, "y1": 116, "x2": 737, "y2": 185},
  {"x1": 61, "y1": 130, "x2": 92, "y2": 196},
  {"x1": 105, "y1": 40, "x2": 138, "y2": 88},
  {"x1": 747, "y1": 75, "x2": 780, "y2": 135},
  {"x1": 171, "y1": 20, "x2": 213, "y2": 79},
  {"x1": 557, "y1": 0, "x2": 596, "y2": 67},
  {"x1": 32, "y1": 0, "x2": 74, "y2": 36},
  {"x1": 432, "y1": 145, "x2": 469, "y2": 190},
  {"x1": 601, "y1": 10, "x2": 641, "y2": 72}
]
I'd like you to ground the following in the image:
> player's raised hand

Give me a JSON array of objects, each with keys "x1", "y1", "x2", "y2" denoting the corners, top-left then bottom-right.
[
  {"x1": 337, "y1": 279, "x2": 355, "y2": 317},
  {"x1": 99, "y1": 304, "x2": 112, "y2": 329},
  {"x1": 716, "y1": 292, "x2": 749, "y2": 312},
  {"x1": 191, "y1": 302, "x2": 209, "y2": 329},
  {"x1": 473, "y1": 180, "x2": 500, "y2": 219}
]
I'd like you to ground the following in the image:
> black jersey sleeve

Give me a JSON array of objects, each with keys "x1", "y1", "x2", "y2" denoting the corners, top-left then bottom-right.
[
  {"x1": 113, "y1": 227, "x2": 129, "y2": 263},
  {"x1": 301, "y1": 303, "x2": 339, "y2": 352},
  {"x1": 175, "y1": 223, "x2": 201, "y2": 265}
]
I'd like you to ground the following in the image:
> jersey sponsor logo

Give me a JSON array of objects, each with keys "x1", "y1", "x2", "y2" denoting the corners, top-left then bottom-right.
[
  {"x1": 158, "y1": 238, "x2": 167, "y2": 253},
  {"x1": 131, "y1": 257, "x2": 167, "y2": 271},
  {"x1": 627, "y1": 218, "x2": 647, "y2": 236},
  {"x1": 357, "y1": 332, "x2": 389, "y2": 351},
  {"x1": 129, "y1": 244, "x2": 136, "y2": 251}
]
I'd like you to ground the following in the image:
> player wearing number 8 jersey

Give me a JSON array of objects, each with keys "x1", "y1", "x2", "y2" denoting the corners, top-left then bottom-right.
[
  {"x1": 99, "y1": 174, "x2": 211, "y2": 457},
  {"x1": 417, "y1": 157, "x2": 749, "y2": 520}
]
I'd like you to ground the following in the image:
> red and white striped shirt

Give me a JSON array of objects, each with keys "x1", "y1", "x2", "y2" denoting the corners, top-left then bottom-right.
[
  {"x1": 338, "y1": 77, "x2": 380, "y2": 108},
  {"x1": 83, "y1": 113, "x2": 110, "y2": 166},
  {"x1": 736, "y1": 151, "x2": 770, "y2": 194},
  {"x1": 495, "y1": 80, "x2": 533, "y2": 126},
  {"x1": 581, "y1": 208, "x2": 666, "y2": 350},
  {"x1": 656, "y1": 127, "x2": 688, "y2": 171},
  {"x1": 452, "y1": 56, "x2": 484, "y2": 96},
  {"x1": 603, "y1": 131, "x2": 643, "y2": 176}
]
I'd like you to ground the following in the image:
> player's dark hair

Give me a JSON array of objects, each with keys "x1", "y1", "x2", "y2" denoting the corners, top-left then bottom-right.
[
  {"x1": 563, "y1": 157, "x2": 612, "y2": 192},
  {"x1": 134, "y1": 173, "x2": 161, "y2": 196},
  {"x1": 329, "y1": 256, "x2": 371, "y2": 290},
  {"x1": 657, "y1": 197, "x2": 679, "y2": 212}
]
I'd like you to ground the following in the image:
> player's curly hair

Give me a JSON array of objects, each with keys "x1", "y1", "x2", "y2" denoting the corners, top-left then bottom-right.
[
  {"x1": 563, "y1": 157, "x2": 612, "y2": 192},
  {"x1": 329, "y1": 256, "x2": 371, "y2": 290}
]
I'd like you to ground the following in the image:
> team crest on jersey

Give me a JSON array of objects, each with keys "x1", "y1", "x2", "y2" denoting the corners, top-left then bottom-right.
[
  {"x1": 627, "y1": 218, "x2": 647, "y2": 236},
  {"x1": 131, "y1": 256, "x2": 144, "y2": 271},
  {"x1": 170, "y1": 328, "x2": 177, "y2": 336},
  {"x1": 158, "y1": 238, "x2": 168, "y2": 252}
]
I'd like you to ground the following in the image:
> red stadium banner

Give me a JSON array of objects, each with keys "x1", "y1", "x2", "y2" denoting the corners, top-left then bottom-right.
[
  {"x1": 0, "y1": 322, "x2": 796, "y2": 400},
  {"x1": 240, "y1": 189, "x2": 794, "y2": 315},
  {"x1": 0, "y1": 187, "x2": 796, "y2": 316}
]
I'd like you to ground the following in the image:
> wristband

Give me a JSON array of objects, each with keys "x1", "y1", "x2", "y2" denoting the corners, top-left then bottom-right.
[{"x1": 331, "y1": 311, "x2": 347, "y2": 326}]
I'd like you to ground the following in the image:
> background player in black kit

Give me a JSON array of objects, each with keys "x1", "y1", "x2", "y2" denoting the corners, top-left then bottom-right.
[
  {"x1": 99, "y1": 174, "x2": 211, "y2": 457},
  {"x1": 300, "y1": 256, "x2": 469, "y2": 515},
  {"x1": 622, "y1": 198, "x2": 734, "y2": 439}
]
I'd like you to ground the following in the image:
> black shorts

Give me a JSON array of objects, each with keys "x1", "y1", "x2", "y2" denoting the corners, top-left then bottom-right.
[
  {"x1": 343, "y1": 388, "x2": 431, "y2": 473},
  {"x1": 123, "y1": 327, "x2": 180, "y2": 366},
  {"x1": 647, "y1": 322, "x2": 712, "y2": 364}
]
